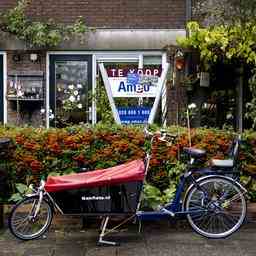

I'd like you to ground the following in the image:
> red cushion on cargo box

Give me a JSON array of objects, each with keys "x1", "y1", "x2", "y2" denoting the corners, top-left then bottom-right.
[{"x1": 45, "y1": 159, "x2": 145, "y2": 193}]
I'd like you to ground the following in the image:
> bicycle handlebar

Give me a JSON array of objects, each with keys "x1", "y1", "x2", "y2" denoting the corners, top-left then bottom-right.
[{"x1": 144, "y1": 127, "x2": 177, "y2": 143}]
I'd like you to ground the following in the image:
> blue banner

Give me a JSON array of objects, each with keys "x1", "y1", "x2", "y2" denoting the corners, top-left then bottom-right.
[{"x1": 117, "y1": 107, "x2": 151, "y2": 124}]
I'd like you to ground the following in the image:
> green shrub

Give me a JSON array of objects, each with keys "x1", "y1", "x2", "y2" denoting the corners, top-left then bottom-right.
[{"x1": 0, "y1": 124, "x2": 256, "y2": 204}]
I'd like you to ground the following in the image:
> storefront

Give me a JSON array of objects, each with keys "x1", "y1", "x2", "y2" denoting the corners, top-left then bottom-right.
[
  {"x1": 46, "y1": 50, "x2": 169, "y2": 127},
  {"x1": 0, "y1": 0, "x2": 188, "y2": 129},
  {"x1": 0, "y1": 0, "x2": 188, "y2": 128},
  {"x1": 0, "y1": 20, "x2": 189, "y2": 128},
  {"x1": 46, "y1": 51, "x2": 167, "y2": 126}
]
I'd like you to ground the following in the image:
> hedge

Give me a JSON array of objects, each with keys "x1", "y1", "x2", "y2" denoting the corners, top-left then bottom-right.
[{"x1": 0, "y1": 124, "x2": 256, "y2": 205}]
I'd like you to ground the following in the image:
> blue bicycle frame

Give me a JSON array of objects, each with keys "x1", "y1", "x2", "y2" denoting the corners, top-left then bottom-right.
[
  {"x1": 136, "y1": 134, "x2": 243, "y2": 222},
  {"x1": 136, "y1": 170, "x2": 204, "y2": 221}
]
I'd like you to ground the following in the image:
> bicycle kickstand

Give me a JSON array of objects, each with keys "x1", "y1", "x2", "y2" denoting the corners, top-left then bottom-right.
[{"x1": 97, "y1": 216, "x2": 118, "y2": 246}]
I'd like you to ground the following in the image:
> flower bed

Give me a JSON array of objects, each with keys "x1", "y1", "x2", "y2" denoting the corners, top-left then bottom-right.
[{"x1": 0, "y1": 124, "x2": 256, "y2": 204}]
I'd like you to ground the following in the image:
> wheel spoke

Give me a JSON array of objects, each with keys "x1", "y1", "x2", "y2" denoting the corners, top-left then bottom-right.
[
  {"x1": 9, "y1": 196, "x2": 52, "y2": 240},
  {"x1": 12, "y1": 216, "x2": 29, "y2": 226},
  {"x1": 13, "y1": 217, "x2": 30, "y2": 230},
  {"x1": 185, "y1": 177, "x2": 246, "y2": 238}
]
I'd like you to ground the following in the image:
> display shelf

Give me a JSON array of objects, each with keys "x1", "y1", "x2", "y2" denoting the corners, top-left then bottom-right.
[
  {"x1": 7, "y1": 71, "x2": 46, "y2": 127},
  {"x1": 7, "y1": 97, "x2": 44, "y2": 101}
]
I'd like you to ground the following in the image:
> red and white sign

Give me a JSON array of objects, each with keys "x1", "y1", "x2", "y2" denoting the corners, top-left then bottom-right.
[{"x1": 107, "y1": 68, "x2": 162, "y2": 98}]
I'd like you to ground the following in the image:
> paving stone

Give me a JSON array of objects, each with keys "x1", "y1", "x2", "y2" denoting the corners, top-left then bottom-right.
[
  {"x1": 22, "y1": 247, "x2": 53, "y2": 256},
  {"x1": 1, "y1": 253, "x2": 21, "y2": 256},
  {"x1": 1, "y1": 222, "x2": 256, "y2": 256},
  {"x1": 53, "y1": 245, "x2": 86, "y2": 256},
  {"x1": 117, "y1": 245, "x2": 148, "y2": 256},
  {"x1": 85, "y1": 247, "x2": 117, "y2": 256}
]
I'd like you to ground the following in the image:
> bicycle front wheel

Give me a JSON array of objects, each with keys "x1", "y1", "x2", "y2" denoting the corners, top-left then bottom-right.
[
  {"x1": 184, "y1": 176, "x2": 246, "y2": 239},
  {"x1": 8, "y1": 195, "x2": 53, "y2": 240}
]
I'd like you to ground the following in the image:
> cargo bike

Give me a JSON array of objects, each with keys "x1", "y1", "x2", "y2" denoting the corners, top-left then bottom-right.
[{"x1": 8, "y1": 129, "x2": 247, "y2": 244}]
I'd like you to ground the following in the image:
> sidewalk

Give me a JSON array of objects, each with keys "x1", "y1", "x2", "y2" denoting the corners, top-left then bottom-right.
[{"x1": 0, "y1": 219, "x2": 256, "y2": 256}]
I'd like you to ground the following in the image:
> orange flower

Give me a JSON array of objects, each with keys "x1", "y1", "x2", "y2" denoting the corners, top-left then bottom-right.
[
  {"x1": 81, "y1": 134, "x2": 93, "y2": 144},
  {"x1": 135, "y1": 151, "x2": 145, "y2": 158},
  {"x1": 102, "y1": 148, "x2": 113, "y2": 156},
  {"x1": 47, "y1": 133, "x2": 58, "y2": 144},
  {"x1": 63, "y1": 135, "x2": 81, "y2": 148},
  {"x1": 30, "y1": 160, "x2": 43, "y2": 172},
  {"x1": 168, "y1": 149, "x2": 177, "y2": 158},
  {"x1": 23, "y1": 155, "x2": 36, "y2": 164},
  {"x1": 150, "y1": 158, "x2": 160, "y2": 166},
  {"x1": 15, "y1": 134, "x2": 25, "y2": 145},
  {"x1": 48, "y1": 142, "x2": 62, "y2": 154},
  {"x1": 73, "y1": 153, "x2": 86, "y2": 163},
  {"x1": 24, "y1": 141, "x2": 40, "y2": 151}
]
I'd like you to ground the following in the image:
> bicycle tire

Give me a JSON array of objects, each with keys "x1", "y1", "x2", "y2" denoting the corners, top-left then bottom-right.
[
  {"x1": 8, "y1": 195, "x2": 53, "y2": 240},
  {"x1": 184, "y1": 176, "x2": 246, "y2": 239}
]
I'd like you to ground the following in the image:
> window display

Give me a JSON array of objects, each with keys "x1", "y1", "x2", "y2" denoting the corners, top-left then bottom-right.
[{"x1": 7, "y1": 71, "x2": 45, "y2": 126}]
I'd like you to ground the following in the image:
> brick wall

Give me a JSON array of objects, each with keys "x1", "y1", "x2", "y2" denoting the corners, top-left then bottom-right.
[
  {"x1": 0, "y1": 0, "x2": 186, "y2": 29},
  {"x1": 7, "y1": 51, "x2": 46, "y2": 73}
]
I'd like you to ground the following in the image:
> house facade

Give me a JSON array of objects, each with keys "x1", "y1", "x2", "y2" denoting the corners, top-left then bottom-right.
[{"x1": 0, "y1": 0, "x2": 191, "y2": 127}]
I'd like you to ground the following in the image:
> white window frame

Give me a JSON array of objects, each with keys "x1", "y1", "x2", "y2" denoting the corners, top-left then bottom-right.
[{"x1": 46, "y1": 51, "x2": 167, "y2": 127}]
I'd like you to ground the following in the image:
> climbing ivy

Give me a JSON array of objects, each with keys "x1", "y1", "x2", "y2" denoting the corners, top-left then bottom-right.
[
  {"x1": 177, "y1": 21, "x2": 256, "y2": 67},
  {"x1": 0, "y1": 0, "x2": 88, "y2": 48},
  {"x1": 177, "y1": 21, "x2": 256, "y2": 128}
]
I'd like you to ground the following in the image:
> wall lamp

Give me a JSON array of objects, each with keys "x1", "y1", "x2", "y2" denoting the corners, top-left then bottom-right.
[
  {"x1": 175, "y1": 49, "x2": 185, "y2": 70},
  {"x1": 30, "y1": 53, "x2": 39, "y2": 62}
]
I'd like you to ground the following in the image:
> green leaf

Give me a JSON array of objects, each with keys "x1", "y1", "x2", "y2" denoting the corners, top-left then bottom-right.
[
  {"x1": 0, "y1": 0, "x2": 88, "y2": 48},
  {"x1": 9, "y1": 193, "x2": 23, "y2": 203},
  {"x1": 62, "y1": 168, "x2": 76, "y2": 175},
  {"x1": 48, "y1": 171, "x2": 61, "y2": 177},
  {"x1": 16, "y1": 183, "x2": 28, "y2": 194},
  {"x1": 142, "y1": 183, "x2": 163, "y2": 209}
]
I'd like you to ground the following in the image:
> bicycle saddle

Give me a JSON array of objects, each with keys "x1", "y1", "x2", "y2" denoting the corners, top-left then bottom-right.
[{"x1": 183, "y1": 147, "x2": 206, "y2": 158}]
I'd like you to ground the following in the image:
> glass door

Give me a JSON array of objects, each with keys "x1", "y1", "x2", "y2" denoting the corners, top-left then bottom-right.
[{"x1": 49, "y1": 55, "x2": 92, "y2": 127}]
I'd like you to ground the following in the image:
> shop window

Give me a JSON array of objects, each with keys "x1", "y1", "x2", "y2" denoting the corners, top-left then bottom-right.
[
  {"x1": 143, "y1": 55, "x2": 162, "y2": 66},
  {"x1": 97, "y1": 62, "x2": 140, "y2": 123},
  {"x1": 49, "y1": 55, "x2": 92, "y2": 127},
  {"x1": 55, "y1": 61, "x2": 90, "y2": 126},
  {"x1": 97, "y1": 55, "x2": 165, "y2": 125},
  {"x1": 6, "y1": 71, "x2": 45, "y2": 126}
]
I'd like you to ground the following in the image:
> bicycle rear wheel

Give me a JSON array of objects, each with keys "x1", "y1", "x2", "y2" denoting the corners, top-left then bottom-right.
[
  {"x1": 8, "y1": 195, "x2": 53, "y2": 240},
  {"x1": 184, "y1": 176, "x2": 246, "y2": 238}
]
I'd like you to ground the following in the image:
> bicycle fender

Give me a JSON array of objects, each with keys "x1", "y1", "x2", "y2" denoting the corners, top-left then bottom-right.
[
  {"x1": 182, "y1": 174, "x2": 247, "y2": 211},
  {"x1": 24, "y1": 193, "x2": 56, "y2": 213},
  {"x1": 197, "y1": 175, "x2": 246, "y2": 192}
]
